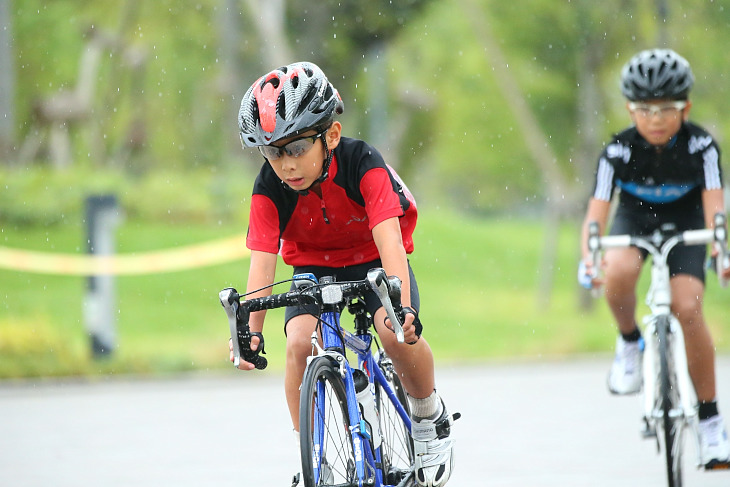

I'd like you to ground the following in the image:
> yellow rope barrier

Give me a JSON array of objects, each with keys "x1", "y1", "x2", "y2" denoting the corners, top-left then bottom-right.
[{"x1": 0, "y1": 235, "x2": 250, "y2": 275}]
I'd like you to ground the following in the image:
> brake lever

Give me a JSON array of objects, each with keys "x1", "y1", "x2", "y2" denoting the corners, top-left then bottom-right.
[
  {"x1": 219, "y1": 288, "x2": 242, "y2": 366},
  {"x1": 219, "y1": 287, "x2": 267, "y2": 369},
  {"x1": 714, "y1": 213, "x2": 729, "y2": 288},
  {"x1": 587, "y1": 221, "x2": 602, "y2": 297},
  {"x1": 367, "y1": 268, "x2": 404, "y2": 343}
]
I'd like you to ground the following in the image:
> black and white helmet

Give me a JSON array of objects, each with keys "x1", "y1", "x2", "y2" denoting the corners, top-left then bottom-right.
[
  {"x1": 238, "y1": 61, "x2": 344, "y2": 147},
  {"x1": 620, "y1": 49, "x2": 694, "y2": 101}
]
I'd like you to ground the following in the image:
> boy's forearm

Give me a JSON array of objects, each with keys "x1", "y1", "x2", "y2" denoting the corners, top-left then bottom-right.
[
  {"x1": 581, "y1": 198, "x2": 611, "y2": 258},
  {"x1": 245, "y1": 250, "x2": 278, "y2": 332},
  {"x1": 702, "y1": 188, "x2": 725, "y2": 228},
  {"x1": 381, "y1": 245, "x2": 411, "y2": 307},
  {"x1": 372, "y1": 218, "x2": 412, "y2": 307}
]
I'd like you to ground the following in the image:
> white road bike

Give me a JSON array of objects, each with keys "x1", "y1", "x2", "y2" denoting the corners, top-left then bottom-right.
[{"x1": 588, "y1": 212, "x2": 729, "y2": 487}]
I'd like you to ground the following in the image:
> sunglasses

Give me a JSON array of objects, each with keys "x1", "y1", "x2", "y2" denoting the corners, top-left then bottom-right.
[
  {"x1": 628, "y1": 101, "x2": 687, "y2": 119},
  {"x1": 258, "y1": 128, "x2": 328, "y2": 161}
]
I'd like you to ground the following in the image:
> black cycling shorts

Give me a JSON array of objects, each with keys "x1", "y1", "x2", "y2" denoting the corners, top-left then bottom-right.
[
  {"x1": 284, "y1": 259, "x2": 420, "y2": 333},
  {"x1": 610, "y1": 210, "x2": 706, "y2": 283}
]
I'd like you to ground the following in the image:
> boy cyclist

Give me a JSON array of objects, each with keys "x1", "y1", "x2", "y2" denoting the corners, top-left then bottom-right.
[
  {"x1": 579, "y1": 48, "x2": 730, "y2": 469},
  {"x1": 231, "y1": 61, "x2": 456, "y2": 487}
]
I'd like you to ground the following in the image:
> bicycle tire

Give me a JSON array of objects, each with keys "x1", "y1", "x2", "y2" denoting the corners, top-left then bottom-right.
[
  {"x1": 300, "y1": 357, "x2": 356, "y2": 487},
  {"x1": 375, "y1": 356, "x2": 415, "y2": 486},
  {"x1": 657, "y1": 315, "x2": 683, "y2": 487}
]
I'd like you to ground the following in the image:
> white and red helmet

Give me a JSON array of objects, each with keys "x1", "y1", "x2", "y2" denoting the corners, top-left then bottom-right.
[{"x1": 238, "y1": 62, "x2": 344, "y2": 147}]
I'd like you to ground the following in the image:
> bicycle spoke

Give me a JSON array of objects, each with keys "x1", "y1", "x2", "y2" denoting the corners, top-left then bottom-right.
[
  {"x1": 300, "y1": 358, "x2": 356, "y2": 487},
  {"x1": 375, "y1": 358, "x2": 415, "y2": 484},
  {"x1": 657, "y1": 317, "x2": 685, "y2": 487}
]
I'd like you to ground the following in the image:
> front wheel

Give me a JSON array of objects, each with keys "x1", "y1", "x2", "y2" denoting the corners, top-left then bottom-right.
[
  {"x1": 299, "y1": 357, "x2": 355, "y2": 487},
  {"x1": 375, "y1": 356, "x2": 415, "y2": 486},
  {"x1": 657, "y1": 315, "x2": 683, "y2": 487}
]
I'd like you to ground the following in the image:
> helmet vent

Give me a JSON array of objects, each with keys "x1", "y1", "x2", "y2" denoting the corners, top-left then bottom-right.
[
  {"x1": 299, "y1": 88, "x2": 315, "y2": 113},
  {"x1": 620, "y1": 48, "x2": 694, "y2": 101},
  {"x1": 239, "y1": 93, "x2": 258, "y2": 132}
]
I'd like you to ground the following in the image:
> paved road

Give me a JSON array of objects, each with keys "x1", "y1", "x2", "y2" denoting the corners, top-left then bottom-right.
[{"x1": 1, "y1": 356, "x2": 729, "y2": 487}]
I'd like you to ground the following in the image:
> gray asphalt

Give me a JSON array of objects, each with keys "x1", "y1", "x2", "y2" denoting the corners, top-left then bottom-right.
[{"x1": 1, "y1": 356, "x2": 729, "y2": 487}]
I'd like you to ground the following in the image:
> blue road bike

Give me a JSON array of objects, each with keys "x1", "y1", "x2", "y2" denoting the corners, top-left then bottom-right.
[{"x1": 220, "y1": 268, "x2": 420, "y2": 487}]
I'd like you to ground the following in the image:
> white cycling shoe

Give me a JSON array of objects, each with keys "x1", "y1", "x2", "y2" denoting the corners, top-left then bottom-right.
[
  {"x1": 699, "y1": 415, "x2": 730, "y2": 470},
  {"x1": 607, "y1": 335, "x2": 643, "y2": 395},
  {"x1": 411, "y1": 406, "x2": 460, "y2": 487}
]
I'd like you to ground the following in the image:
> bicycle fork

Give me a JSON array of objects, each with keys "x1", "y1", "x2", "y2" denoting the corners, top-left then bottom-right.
[{"x1": 642, "y1": 315, "x2": 702, "y2": 466}]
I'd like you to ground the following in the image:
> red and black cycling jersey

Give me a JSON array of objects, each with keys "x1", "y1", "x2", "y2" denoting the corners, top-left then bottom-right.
[
  {"x1": 591, "y1": 121, "x2": 723, "y2": 227},
  {"x1": 246, "y1": 136, "x2": 417, "y2": 267}
]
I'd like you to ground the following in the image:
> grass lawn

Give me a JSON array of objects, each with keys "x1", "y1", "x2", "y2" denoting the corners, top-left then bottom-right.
[{"x1": 1, "y1": 208, "x2": 728, "y2": 378}]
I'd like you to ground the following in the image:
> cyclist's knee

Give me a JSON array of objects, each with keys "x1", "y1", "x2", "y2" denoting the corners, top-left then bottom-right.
[
  {"x1": 672, "y1": 297, "x2": 703, "y2": 325},
  {"x1": 605, "y1": 249, "x2": 642, "y2": 280},
  {"x1": 383, "y1": 335, "x2": 432, "y2": 364},
  {"x1": 285, "y1": 316, "x2": 317, "y2": 357},
  {"x1": 377, "y1": 328, "x2": 402, "y2": 353},
  {"x1": 604, "y1": 263, "x2": 640, "y2": 286}
]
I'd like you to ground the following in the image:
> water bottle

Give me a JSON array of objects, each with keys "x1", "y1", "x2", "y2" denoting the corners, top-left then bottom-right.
[{"x1": 353, "y1": 369, "x2": 382, "y2": 448}]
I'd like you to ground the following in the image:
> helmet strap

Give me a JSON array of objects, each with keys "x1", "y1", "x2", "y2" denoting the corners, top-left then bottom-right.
[{"x1": 313, "y1": 137, "x2": 334, "y2": 186}]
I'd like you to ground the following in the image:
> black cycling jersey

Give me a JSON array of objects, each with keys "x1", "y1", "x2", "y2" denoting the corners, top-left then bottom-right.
[
  {"x1": 591, "y1": 121, "x2": 723, "y2": 231},
  {"x1": 591, "y1": 121, "x2": 724, "y2": 281}
]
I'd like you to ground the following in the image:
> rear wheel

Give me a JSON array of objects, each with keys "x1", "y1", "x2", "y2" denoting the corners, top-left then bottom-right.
[
  {"x1": 657, "y1": 315, "x2": 683, "y2": 487},
  {"x1": 299, "y1": 357, "x2": 355, "y2": 487},
  {"x1": 375, "y1": 355, "x2": 415, "y2": 486}
]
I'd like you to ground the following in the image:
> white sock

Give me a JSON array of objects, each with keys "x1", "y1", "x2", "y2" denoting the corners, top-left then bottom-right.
[{"x1": 409, "y1": 390, "x2": 443, "y2": 420}]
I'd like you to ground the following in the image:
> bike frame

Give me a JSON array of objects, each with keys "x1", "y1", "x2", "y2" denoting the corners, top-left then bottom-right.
[
  {"x1": 635, "y1": 235, "x2": 701, "y2": 468},
  {"x1": 222, "y1": 267, "x2": 414, "y2": 487},
  {"x1": 305, "y1": 288, "x2": 413, "y2": 487}
]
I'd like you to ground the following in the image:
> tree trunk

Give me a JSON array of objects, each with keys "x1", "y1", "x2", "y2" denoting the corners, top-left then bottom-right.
[
  {"x1": 574, "y1": 4, "x2": 610, "y2": 310},
  {"x1": 462, "y1": 0, "x2": 571, "y2": 306},
  {"x1": 0, "y1": 0, "x2": 14, "y2": 161},
  {"x1": 244, "y1": 0, "x2": 292, "y2": 68}
]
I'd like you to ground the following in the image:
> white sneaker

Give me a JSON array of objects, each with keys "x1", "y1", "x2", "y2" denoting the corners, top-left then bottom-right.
[
  {"x1": 607, "y1": 335, "x2": 643, "y2": 395},
  {"x1": 411, "y1": 406, "x2": 459, "y2": 487},
  {"x1": 699, "y1": 415, "x2": 730, "y2": 470}
]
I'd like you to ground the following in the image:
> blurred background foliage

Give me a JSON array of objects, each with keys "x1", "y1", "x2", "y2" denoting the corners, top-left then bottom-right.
[
  {"x1": 3, "y1": 0, "x2": 730, "y2": 220},
  {"x1": 1, "y1": 0, "x2": 730, "y2": 377}
]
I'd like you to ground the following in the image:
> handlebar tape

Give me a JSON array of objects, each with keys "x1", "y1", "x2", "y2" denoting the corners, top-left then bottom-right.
[{"x1": 234, "y1": 305, "x2": 268, "y2": 370}]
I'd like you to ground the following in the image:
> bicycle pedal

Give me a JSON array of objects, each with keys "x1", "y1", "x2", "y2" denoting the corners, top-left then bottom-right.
[
  {"x1": 385, "y1": 468, "x2": 411, "y2": 484},
  {"x1": 704, "y1": 459, "x2": 730, "y2": 471},
  {"x1": 640, "y1": 417, "x2": 656, "y2": 439},
  {"x1": 290, "y1": 472, "x2": 300, "y2": 486},
  {"x1": 640, "y1": 426, "x2": 657, "y2": 439}
]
